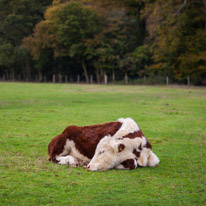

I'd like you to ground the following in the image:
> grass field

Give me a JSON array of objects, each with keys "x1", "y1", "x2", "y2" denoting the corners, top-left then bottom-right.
[{"x1": 0, "y1": 82, "x2": 206, "y2": 206}]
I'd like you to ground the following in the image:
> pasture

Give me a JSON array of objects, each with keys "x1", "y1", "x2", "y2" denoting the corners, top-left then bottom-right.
[{"x1": 0, "y1": 82, "x2": 205, "y2": 205}]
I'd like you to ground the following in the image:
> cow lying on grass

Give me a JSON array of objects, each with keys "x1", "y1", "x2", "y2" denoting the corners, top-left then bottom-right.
[{"x1": 48, "y1": 118, "x2": 160, "y2": 171}]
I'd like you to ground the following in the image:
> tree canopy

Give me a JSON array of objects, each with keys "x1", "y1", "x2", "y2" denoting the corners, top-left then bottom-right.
[{"x1": 0, "y1": 0, "x2": 205, "y2": 84}]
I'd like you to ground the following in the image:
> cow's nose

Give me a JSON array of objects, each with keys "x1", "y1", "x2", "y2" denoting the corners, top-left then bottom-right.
[{"x1": 87, "y1": 165, "x2": 90, "y2": 170}]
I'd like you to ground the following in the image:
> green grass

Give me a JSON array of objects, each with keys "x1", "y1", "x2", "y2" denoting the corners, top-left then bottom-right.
[{"x1": 0, "y1": 82, "x2": 206, "y2": 206}]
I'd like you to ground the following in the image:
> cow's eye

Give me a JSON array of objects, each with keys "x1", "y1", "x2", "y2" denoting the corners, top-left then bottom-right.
[{"x1": 99, "y1": 151, "x2": 104, "y2": 155}]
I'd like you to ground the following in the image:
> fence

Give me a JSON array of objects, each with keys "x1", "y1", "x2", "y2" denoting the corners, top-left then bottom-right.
[{"x1": 0, "y1": 74, "x2": 197, "y2": 86}]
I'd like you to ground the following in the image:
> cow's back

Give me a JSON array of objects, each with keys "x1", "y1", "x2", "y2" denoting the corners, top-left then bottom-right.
[
  {"x1": 75, "y1": 121, "x2": 122, "y2": 158},
  {"x1": 48, "y1": 121, "x2": 122, "y2": 161}
]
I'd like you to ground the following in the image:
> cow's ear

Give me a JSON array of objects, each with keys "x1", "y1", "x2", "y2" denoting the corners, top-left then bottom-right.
[{"x1": 117, "y1": 144, "x2": 125, "y2": 153}]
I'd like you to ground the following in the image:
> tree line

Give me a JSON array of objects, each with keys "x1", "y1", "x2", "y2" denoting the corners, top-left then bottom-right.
[{"x1": 0, "y1": 0, "x2": 205, "y2": 85}]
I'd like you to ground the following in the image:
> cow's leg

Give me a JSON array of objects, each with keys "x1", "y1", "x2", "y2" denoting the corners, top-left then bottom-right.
[{"x1": 56, "y1": 155, "x2": 79, "y2": 167}]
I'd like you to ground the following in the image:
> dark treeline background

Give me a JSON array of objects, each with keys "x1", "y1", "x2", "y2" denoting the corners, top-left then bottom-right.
[{"x1": 0, "y1": 0, "x2": 206, "y2": 85}]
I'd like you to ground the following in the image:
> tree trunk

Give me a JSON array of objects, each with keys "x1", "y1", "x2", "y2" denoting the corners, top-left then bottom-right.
[
  {"x1": 58, "y1": 73, "x2": 62, "y2": 83},
  {"x1": 81, "y1": 58, "x2": 89, "y2": 83},
  {"x1": 100, "y1": 69, "x2": 104, "y2": 83},
  {"x1": 65, "y1": 75, "x2": 68, "y2": 83},
  {"x1": 95, "y1": 68, "x2": 100, "y2": 84},
  {"x1": 39, "y1": 72, "x2": 43, "y2": 82},
  {"x1": 11, "y1": 70, "x2": 15, "y2": 81},
  {"x1": 202, "y1": 0, "x2": 206, "y2": 30},
  {"x1": 26, "y1": 59, "x2": 31, "y2": 81},
  {"x1": 53, "y1": 74, "x2": 55, "y2": 83},
  {"x1": 112, "y1": 69, "x2": 115, "y2": 83}
]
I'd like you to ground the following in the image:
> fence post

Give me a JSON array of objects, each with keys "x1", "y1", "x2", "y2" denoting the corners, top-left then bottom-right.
[
  {"x1": 53, "y1": 74, "x2": 55, "y2": 83},
  {"x1": 144, "y1": 76, "x2": 146, "y2": 84},
  {"x1": 90, "y1": 75, "x2": 93, "y2": 84},
  {"x1": 59, "y1": 74, "x2": 62, "y2": 83},
  {"x1": 166, "y1": 76, "x2": 169, "y2": 85},
  {"x1": 104, "y1": 73, "x2": 107, "y2": 84},
  {"x1": 124, "y1": 73, "x2": 128, "y2": 84},
  {"x1": 77, "y1": 75, "x2": 80, "y2": 83},
  {"x1": 2, "y1": 74, "x2": 5, "y2": 81},
  {"x1": 112, "y1": 70, "x2": 115, "y2": 83},
  {"x1": 65, "y1": 75, "x2": 68, "y2": 83},
  {"x1": 44, "y1": 75, "x2": 46, "y2": 82},
  {"x1": 39, "y1": 73, "x2": 42, "y2": 82},
  {"x1": 187, "y1": 76, "x2": 190, "y2": 86}
]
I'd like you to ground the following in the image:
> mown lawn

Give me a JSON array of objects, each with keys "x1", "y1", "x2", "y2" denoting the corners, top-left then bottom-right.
[{"x1": 0, "y1": 82, "x2": 205, "y2": 206}]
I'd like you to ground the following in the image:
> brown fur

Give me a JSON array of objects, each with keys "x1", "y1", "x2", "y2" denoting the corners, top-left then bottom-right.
[
  {"x1": 122, "y1": 130, "x2": 152, "y2": 150},
  {"x1": 144, "y1": 139, "x2": 152, "y2": 149},
  {"x1": 48, "y1": 121, "x2": 122, "y2": 162},
  {"x1": 121, "y1": 159, "x2": 136, "y2": 170},
  {"x1": 138, "y1": 143, "x2": 142, "y2": 151},
  {"x1": 133, "y1": 149, "x2": 140, "y2": 158},
  {"x1": 48, "y1": 134, "x2": 67, "y2": 162},
  {"x1": 122, "y1": 130, "x2": 144, "y2": 139},
  {"x1": 118, "y1": 144, "x2": 125, "y2": 152}
]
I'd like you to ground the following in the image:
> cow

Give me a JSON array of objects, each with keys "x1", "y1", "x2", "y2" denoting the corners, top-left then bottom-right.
[{"x1": 48, "y1": 118, "x2": 160, "y2": 171}]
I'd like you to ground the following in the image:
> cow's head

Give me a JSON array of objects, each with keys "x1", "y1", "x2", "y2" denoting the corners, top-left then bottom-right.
[
  {"x1": 87, "y1": 136, "x2": 135, "y2": 171},
  {"x1": 87, "y1": 135, "x2": 160, "y2": 171}
]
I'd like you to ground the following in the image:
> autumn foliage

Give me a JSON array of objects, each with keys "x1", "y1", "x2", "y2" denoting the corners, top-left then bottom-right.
[{"x1": 0, "y1": 0, "x2": 206, "y2": 84}]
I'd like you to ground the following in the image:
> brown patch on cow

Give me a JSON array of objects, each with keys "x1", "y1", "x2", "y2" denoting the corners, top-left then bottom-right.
[
  {"x1": 48, "y1": 121, "x2": 122, "y2": 161},
  {"x1": 118, "y1": 144, "x2": 125, "y2": 152},
  {"x1": 133, "y1": 149, "x2": 140, "y2": 158},
  {"x1": 48, "y1": 134, "x2": 67, "y2": 163},
  {"x1": 122, "y1": 130, "x2": 144, "y2": 139},
  {"x1": 144, "y1": 138, "x2": 152, "y2": 149},
  {"x1": 138, "y1": 143, "x2": 142, "y2": 151},
  {"x1": 121, "y1": 159, "x2": 136, "y2": 170}
]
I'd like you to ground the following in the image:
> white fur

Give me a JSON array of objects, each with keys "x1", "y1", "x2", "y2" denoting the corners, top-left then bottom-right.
[
  {"x1": 56, "y1": 155, "x2": 78, "y2": 166},
  {"x1": 88, "y1": 124, "x2": 160, "y2": 171},
  {"x1": 147, "y1": 151, "x2": 160, "y2": 167},
  {"x1": 88, "y1": 135, "x2": 142, "y2": 171},
  {"x1": 56, "y1": 139, "x2": 90, "y2": 167},
  {"x1": 136, "y1": 136, "x2": 150, "y2": 167},
  {"x1": 114, "y1": 118, "x2": 140, "y2": 138},
  {"x1": 115, "y1": 164, "x2": 127, "y2": 170},
  {"x1": 134, "y1": 158, "x2": 138, "y2": 168}
]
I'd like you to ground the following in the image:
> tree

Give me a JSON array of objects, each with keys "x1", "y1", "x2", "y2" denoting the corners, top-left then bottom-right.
[
  {"x1": 142, "y1": 0, "x2": 206, "y2": 84},
  {"x1": 84, "y1": 1, "x2": 144, "y2": 83},
  {"x1": 0, "y1": 0, "x2": 52, "y2": 79},
  {"x1": 24, "y1": 1, "x2": 104, "y2": 83},
  {"x1": 133, "y1": 45, "x2": 152, "y2": 77}
]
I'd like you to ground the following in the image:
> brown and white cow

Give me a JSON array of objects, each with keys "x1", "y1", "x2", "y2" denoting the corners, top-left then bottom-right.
[{"x1": 48, "y1": 118, "x2": 160, "y2": 171}]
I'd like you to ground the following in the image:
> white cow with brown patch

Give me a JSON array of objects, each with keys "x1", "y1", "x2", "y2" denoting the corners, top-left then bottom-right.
[{"x1": 48, "y1": 118, "x2": 160, "y2": 171}]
